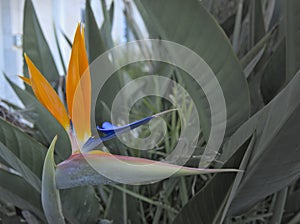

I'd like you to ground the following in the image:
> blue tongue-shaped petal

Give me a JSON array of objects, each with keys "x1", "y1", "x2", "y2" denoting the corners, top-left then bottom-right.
[
  {"x1": 82, "y1": 109, "x2": 177, "y2": 152},
  {"x1": 101, "y1": 122, "x2": 115, "y2": 129},
  {"x1": 100, "y1": 122, "x2": 117, "y2": 136},
  {"x1": 97, "y1": 116, "x2": 153, "y2": 136}
]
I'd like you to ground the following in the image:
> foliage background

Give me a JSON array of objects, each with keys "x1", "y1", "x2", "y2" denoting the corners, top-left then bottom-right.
[{"x1": 1, "y1": 0, "x2": 300, "y2": 223}]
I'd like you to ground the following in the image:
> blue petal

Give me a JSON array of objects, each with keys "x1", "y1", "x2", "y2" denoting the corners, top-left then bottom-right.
[
  {"x1": 97, "y1": 116, "x2": 153, "y2": 136},
  {"x1": 101, "y1": 122, "x2": 115, "y2": 129},
  {"x1": 82, "y1": 109, "x2": 177, "y2": 152}
]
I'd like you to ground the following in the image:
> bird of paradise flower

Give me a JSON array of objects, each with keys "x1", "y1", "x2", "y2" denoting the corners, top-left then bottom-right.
[{"x1": 20, "y1": 24, "x2": 238, "y2": 189}]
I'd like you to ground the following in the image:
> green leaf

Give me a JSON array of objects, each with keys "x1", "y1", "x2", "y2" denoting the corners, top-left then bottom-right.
[
  {"x1": 285, "y1": 0, "x2": 300, "y2": 81},
  {"x1": 243, "y1": 47, "x2": 265, "y2": 78},
  {"x1": 270, "y1": 187, "x2": 288, "y2": 224},
  {"x1": 0, "y1": 169, "x2": 45, "y2": 221},
  {"x1": 23, "y1": 0, "x2": 59, "y2": 85},
  {"x1": 60, "y1": 187, "x2": 100, "y2": 224},
  {"x1": 228, "y1": 70, "x2": 300, "y2": 215},
  {"x1": 249, "y1": 0, "x2": 266, "y2": 46},
  {"x1": 219, "y1": 135, "x2": 255, "y2": 222},
  {"x1": 173, "y1": 135, "x2": 254, "y2": 224},
  {"x1": 109, "y1": 1, "x2": 115, "y2": 27},
  {"x1": 106, "y1": 186, "x2": 140, "y2": 224},
  {"x1": 53, "y1": 24, "x2": 67, "y2": 74},
  {"x1": 288, "y1": 213, "x2": 300, "y2": 224},
  {"x1": 85, "y1": 0, "x2": 106, "y2": 63},
  {"x1": 261, "y1": 38, "x2": 286, "y2": 103},
  {"x1": 240, "y1": 27, "x2": 275, "y2": 69},
  {"x1": 6, "y1": 77, "x2": 71, "y2": 162},
  {"x1": 93, "y1": 0, "x2": 123, "y2": 115},
  {"x1": 111, "y1": 184, "x2": 178, "y2": 215},
  {"x1": 100, "y1": 0, "x2": 114, "y2": 49},
  {"x1": 87, "y1": 0, "x2": 121, "y2": 112},
  {"x1": 232, "y1": 0, "x2": 244, "y2": 52},
  {"x1": 134, "y1": 0, "x2": 250, "y2": 139},
  {"x1": 61, "y1": 30, "x2": 72, "y2": 48},
  {"x1": 42, "y1": 136, "x2": 65, "y2": 224},
  {"x1": 265, "y1": 0, "x2": 281, "y2": 30},
  {"x1": 285, "y1": 189, "x2": 300, "y2": 214},
  {"x1": 0, "y1": 142, "x2": 41, "y2": 192},
  {"x1": 0, "y1": 118, "x2": 46, "y2": 178}
]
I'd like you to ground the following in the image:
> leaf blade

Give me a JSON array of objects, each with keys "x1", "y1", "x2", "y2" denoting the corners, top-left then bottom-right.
[
  {"x1": 229, "y1": 70, "x2": 300, "y2": 215},
  {"x1": 0, "y1": 142, "x2": 41, "y2": 192},
  {"x1": 7, "y1": 76, "x2": 71, "y2": 162},
  {"x1": 23, "y1": 0, "x2": 59, "y2": 84},
  {"x1": 42, "y1": 136, "x2": 65, "y2": 224},
  {"x1": 134, "y1": 0, "x2": 250, "y2": 140}
]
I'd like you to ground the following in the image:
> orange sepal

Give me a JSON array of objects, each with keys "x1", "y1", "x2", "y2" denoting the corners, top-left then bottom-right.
[
  {"x1": 18, "y1": 76, "x2": 31, "y2": 86},
  {"x1": 66, "y1": 24, "x2": 91, "y2": 144},
  {"x1": 24, "y1": 54, "x2": 70, "y2": 130}
]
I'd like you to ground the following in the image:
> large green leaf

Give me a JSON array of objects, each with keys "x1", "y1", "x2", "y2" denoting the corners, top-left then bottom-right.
[
  {"x1": 86, "y1": 0, "x2": 121, "y2": 115},
  {"x1": 249, "y1": 0, "x2": 266, "y2": 46},
  {"x1": 23, "y1": 0, "x2": 59, "y2": 85},
  {"x1": 243, "y1": 47, "x2": 265, "y2": 78},
  {"x1": 285, "y1": 0, "x2": 300, "y2": 81},
  {"x1": 228, "y1": 70, "x2": 300, "y2": 215},
  {"x1": 106, "y1": 186, "x2": 140, "y2": 224},
  {"x1": 172, "y1": 135, "x2": 254, "y2": 224},
  {"x1": 7, "y1": 77, "x2": 71, "y2": 162},
  {"x1": 0, "y1": 169, "x2": 44, "y2": 221},
  {"x1": 232, "y1": 0, "x2": 243, "y2": 52},
  {"x1": 85, "y1": 0, "x2": 106, "y2": 63},
  {"x1": 0, "y1": 142, "x2": 41, "y2": 192},
  {"x1": 0, "y1": 118, "x2": 46, "y2": 178},
  {"x1": 285, "y1": 188, "x2": 300, "y2": 223},
  {"x1": 42, "y1": 137, "x2": 100, "y2": 224},
  {"x1": 106, "y1": 188, "x2": 128, "y2": 223},
  {"x1": 219, "y1": 135, "x2": 255, "y2": 222},
  {"x1": 41, "y1": 136, "x2": 65, "y2": 224},
  {"x1": 270, "y1": 187, "x2": 288, "y2": 224},
  {"x1": 99, "y1": 0, "x2": 114, "y2": 49},
  {"x1": 60, "y1": 186, "x2": 100, "y2": 224},
  {"x1": 134, "y1": 0, "x2": 250, "y2": 139},
  {"x1": 261, "y1": 38, "x2": 286, "y2": 103},
  {"x1": 240, "y1": 28, "x2": 275, "y2": 69}
]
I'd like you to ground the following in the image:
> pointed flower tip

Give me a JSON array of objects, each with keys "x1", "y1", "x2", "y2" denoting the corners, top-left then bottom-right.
[
  {"x1": 18, "y1": 75, "x2": 31, "y2": 85},
  {"x1": 24, "y1": 54, "x2": 36, "y2": 79},
  {"x1": 24, "y1": 53, "x2": 31, "y2": 65},
  {"x1": 66, "y1": 21, "x2": 91, "y2": 145}
]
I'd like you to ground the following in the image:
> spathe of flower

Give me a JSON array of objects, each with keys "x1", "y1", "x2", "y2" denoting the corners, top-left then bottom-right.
[
  {"x1": 55, "y1": 152, "x2": 240, "y2": 189},
  {"x1": 21, "y1": 24, "x2": 239, "y2": 188}
]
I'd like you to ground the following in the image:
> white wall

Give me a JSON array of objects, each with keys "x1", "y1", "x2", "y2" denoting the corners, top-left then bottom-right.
[
  {"x1": 0, "y1": 0, "x2": 127, "y2": 106},
  {"x1": 0, "y1": 0, "x2": 84, "y2": 106},
  {"x1": 0, "y1": 0, "x2": 23, "y2": 106}
]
